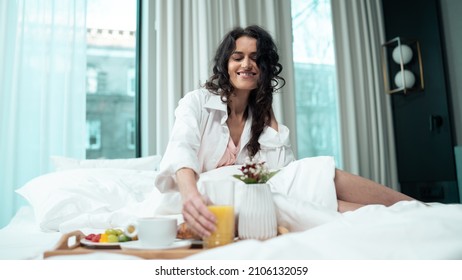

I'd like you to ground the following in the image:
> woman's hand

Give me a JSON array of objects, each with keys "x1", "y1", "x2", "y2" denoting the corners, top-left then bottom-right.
[
  {"x1": 181, "y1": 189, "x2": 216, "y2": 238},
  {"x1": 176, "y1": 168, "x2": 216, "y2": 238}
]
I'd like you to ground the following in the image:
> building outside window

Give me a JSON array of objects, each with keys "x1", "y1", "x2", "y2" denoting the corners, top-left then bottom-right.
[
  {"x1": 85, "y1": 0, "x2": 138, "y2": 159},
  {"x1": 292, "y1": 0, "x2": 342, "y2": 167}
]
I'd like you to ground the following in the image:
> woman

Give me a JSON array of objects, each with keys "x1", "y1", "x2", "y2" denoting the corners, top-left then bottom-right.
[{"x1": 155, "y1": 25, "x2": 413, "y2": 238}]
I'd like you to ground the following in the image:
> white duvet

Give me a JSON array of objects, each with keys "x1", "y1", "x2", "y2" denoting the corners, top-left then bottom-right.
[
  {"x1": 188, "y1": 201, "x2": 462, "y2": 259},
  {"x1": 2, "y1": 156, "x2": 462, "y2": 259}
]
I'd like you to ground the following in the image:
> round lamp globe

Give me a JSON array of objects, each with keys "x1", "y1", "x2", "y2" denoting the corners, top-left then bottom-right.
[
  {"x1": 392, "y1": 44, "x2": 413, "y2": 64},
  {"x1": 394, "y1": 70, "x2": 416, "y2": 88}
]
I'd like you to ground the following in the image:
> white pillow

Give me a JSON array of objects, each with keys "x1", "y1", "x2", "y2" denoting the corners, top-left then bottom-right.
[
  {"x1": 50, "y1": 155, "x2": 162, "y2": 171},
  {"x1": 273, "y1": 193, "x2": 343, "y2": 232},
  {"x1": 16, "y1": 168, "x2": 159, "y2": 231},
  {"x1": 267, "y1": 156, "x2": 338, "y2": 210}
]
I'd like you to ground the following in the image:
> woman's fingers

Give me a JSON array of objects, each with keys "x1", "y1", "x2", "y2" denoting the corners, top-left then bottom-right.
[{"x1": 182, "y1": 195, "x2": 216, "y2": 238}]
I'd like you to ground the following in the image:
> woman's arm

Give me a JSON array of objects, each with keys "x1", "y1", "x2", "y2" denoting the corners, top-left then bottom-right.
[
  {"x1": 176, "y1": 167, "x2": 216, "y2": 237},
  {"x1": 155, "y1": 90, "x2": 204, "y2": 192}
]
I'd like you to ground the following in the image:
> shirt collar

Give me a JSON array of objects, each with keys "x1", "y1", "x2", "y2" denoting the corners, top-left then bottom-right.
[
  {"x1": 202, "y1": 91, "x2": 253, "y2": 131},
  {"x1": 204, "y1": 93, "x2": 228, "y2": 125},
  {"x1": 204, "y1": 94, "x2": 227, "y2": 112}
]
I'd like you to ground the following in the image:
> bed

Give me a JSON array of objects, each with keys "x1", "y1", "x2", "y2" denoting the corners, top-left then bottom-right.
[{"x1": 1, "y1": 156, "x2": 462, "y2": 260}]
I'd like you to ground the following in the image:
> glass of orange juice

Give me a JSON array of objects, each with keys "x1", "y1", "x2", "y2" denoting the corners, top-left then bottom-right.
[{"x1": 202, "y1": 180, "x2": 235, "y2": 249}]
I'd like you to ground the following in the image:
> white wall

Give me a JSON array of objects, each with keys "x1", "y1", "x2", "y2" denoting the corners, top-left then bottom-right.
[{"x1": 440, "y1": 0, "x2": 462, "y2": 145}]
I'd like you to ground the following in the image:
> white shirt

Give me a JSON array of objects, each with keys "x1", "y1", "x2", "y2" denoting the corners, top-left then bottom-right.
[{"x1": 155, "y1": 88, "x2": 295, "y2": 192}]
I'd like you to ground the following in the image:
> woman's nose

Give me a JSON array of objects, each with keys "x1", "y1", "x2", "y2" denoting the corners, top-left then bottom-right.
[{"x1": 241, "y1": 58, "x2": 251, "y2": 69}]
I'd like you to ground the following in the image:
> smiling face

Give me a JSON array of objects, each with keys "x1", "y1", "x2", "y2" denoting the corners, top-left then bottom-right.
[{"x1": 228, "y1": 36, "x2": 260, "y2": 94}]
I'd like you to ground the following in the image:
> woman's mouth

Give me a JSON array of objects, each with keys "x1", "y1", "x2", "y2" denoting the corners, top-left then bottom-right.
[{"x1": 237, "y1": 71, "x2": 257, "y2": 77}]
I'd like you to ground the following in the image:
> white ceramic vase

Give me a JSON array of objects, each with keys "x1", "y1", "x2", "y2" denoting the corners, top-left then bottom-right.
[{"x1": 238, "y1": 183, "x2": 277, "y2": 240}]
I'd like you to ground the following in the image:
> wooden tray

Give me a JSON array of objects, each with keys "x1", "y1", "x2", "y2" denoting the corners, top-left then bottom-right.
[
  {"x1": 44, "y1": 227, "x2": 289, "y2": 259},
  {"x1": 43, "y1": 231, "x2": 202, "y2": 259}
]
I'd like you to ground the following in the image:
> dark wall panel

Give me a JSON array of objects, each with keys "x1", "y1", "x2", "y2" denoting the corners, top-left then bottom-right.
[{"x1": 382, "y1": 0, "x2": 458, "y2": 202}]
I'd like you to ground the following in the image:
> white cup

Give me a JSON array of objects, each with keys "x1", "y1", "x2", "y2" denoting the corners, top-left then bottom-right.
[{"x1": 126, "y1": 217, "x2": 177, "y2": 247}]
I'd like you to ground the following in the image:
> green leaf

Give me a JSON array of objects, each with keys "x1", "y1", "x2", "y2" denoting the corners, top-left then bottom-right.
[
  {"x1": 232, "y1": 175, "x2": 242, "y2": 180},
  {"x1": 232, "y1": 174, "x2": 258, "y2": 184},
  {"x1": 232, "y1": 171, "x2": 280, "y2": 184}
]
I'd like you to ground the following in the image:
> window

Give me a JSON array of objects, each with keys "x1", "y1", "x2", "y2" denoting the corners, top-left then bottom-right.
[
  {"x1": 126, "y1": 68, "x2": 136, "y2": 96},
  {"x1": 86, "y1": 66, "x2": 98, "y2": 94},
  {"x1": 86, "y1": 119, "x2": 102, "y2": 150},
  {"x1": 85, "y1": 0, "x2": 139, "y2": 159},
  {"x1": 291, "y1": 0, "x2": 342, "y2": 167},
  {"x1": 126, "y1": 119, "x2": 136, "y2": 150}
]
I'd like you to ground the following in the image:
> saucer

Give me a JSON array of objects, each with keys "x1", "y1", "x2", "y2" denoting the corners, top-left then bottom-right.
[
  {"x1": 80, "y1": 238, "x2": 133, "y2": 249},
  {"x1": 120, "y1": 240, "x2": 192, "y2": 251}
]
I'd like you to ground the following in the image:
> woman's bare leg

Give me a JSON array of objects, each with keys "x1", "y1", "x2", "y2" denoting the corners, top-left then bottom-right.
[
  {"x1": 337, "y1": 200, "x2": 364, "y2": 213},
  {"x1": 334, "y1": 169, "x2": 414, "y2": 208}
]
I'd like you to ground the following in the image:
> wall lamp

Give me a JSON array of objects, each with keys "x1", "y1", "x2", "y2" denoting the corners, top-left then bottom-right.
[{"x1": 382, "y1": 37, "x2": 424, "y2": 94}]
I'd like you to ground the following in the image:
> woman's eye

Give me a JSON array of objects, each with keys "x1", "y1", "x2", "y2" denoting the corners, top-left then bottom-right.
[{"x1": 230, "y1": 54, "x2": 256, "y2": 62}]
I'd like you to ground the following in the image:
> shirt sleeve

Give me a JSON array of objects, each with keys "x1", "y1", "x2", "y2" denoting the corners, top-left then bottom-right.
[
  {"x1": 257, "y1": 124, "x2": 296, "y2": 169},
  {"x1": 155, "y1": 92, "x2": 203, "y2": 192}
]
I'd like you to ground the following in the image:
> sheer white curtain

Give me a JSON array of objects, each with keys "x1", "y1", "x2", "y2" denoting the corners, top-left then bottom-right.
[
  {"x1": 331, "y1": 0, "x2": 399, "y2": 189},
  {"x1": 0, "y1": 0, "x2": 87, "y2": 227},
  {"x1": 141, "y1": 0, "x2": 296, "y2": 156}
]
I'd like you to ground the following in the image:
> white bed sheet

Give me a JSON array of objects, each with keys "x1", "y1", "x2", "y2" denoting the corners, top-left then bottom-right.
[
  {"x1": 0, "y1": 206, "x2": 145, "y2": 260},
  {"x1": 0, "y1": 206, "x2": 61, "y2": 260},
  {"x1": 2, "y1": 201, "x2": 462, "y2": 260},
  {"x1": 188, "y1": 201, "x2": 462, "y2": 259}
]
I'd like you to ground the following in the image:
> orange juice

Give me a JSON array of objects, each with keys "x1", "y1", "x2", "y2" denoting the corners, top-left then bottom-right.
[{"x1": 203, "y1": 205, "x2": 235, "y2": 249}]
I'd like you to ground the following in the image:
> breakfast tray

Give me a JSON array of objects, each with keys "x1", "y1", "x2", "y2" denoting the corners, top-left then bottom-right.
[
  {"x1": 43, "y1": 231, "x2": 202, "y2": 259},
  {"x1": 44, "y1": 227, "x2": 289, "y2": 259}
]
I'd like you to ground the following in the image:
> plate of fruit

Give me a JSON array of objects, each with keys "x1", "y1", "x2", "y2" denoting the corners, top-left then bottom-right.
[{"x1": 80, "y1": 228, "x2": 137, "y2": 248}]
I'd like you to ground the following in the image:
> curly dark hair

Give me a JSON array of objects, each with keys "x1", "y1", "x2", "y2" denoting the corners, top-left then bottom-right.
[{"x1": 204, "y1": 25, "x2": 286, "y2": 157}]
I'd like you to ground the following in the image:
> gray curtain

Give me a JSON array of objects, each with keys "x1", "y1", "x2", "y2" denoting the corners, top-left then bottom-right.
[{"x1": 331, "y1": 0, "x2": 399, "y2": 189}]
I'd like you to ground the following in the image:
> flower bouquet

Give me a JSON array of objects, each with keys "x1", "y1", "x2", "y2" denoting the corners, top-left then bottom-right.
[{"x1": 233, "y1": 157, "x2": 278, "y2": 184}]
